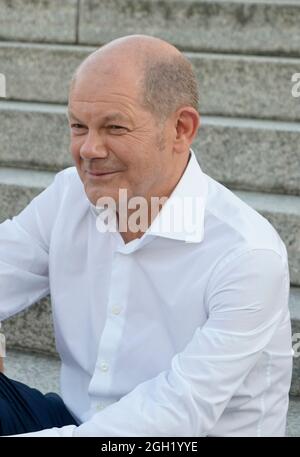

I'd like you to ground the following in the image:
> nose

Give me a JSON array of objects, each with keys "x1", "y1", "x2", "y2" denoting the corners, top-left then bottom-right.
[{"x1": 79, "y1": 130, "x2": 109, "y2": 160}]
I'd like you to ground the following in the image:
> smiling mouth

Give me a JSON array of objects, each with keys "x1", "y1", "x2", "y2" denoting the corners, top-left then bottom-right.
[{"x1": 85, "y1": 170, "x2": 121, "y2": 177}]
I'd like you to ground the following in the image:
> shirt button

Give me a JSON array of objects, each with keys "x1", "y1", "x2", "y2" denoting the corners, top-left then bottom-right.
[
  {"x1": 100, "y1": 361, "x2": 109, "y2": 372},
  {"x1": 111, "y1": 306, "x2": 122, "y2": 315}
]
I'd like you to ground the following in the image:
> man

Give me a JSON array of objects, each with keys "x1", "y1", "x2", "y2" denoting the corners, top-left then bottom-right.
[{"x1": 0, "y1": 34, "x2": 293, "y2": 436}]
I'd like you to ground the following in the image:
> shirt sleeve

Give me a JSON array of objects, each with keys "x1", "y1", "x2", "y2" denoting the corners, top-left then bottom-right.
[
  {"x1": 15, "y1": 248, "x2": 290, "y2": 437},
  {"x1": 0, "y1": 171, "x2": 63, "y2": 321}
]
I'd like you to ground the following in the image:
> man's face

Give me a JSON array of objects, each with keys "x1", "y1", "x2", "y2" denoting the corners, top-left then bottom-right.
[{"x1": 68, "y1": 64, "x2": 176, "y2": 208}]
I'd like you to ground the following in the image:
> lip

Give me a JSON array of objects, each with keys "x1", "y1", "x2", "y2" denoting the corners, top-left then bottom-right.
[{"x1": 85, "y1": 170, "x2": 121, "y2": 178}]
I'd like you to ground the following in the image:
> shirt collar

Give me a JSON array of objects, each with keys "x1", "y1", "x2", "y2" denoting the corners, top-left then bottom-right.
[
  {"x1": 89, "y1": 148, "x2": 208, "y2": 244},
  {"x1": 147, "y1": 148, "x2": 208, "y2": 243}
]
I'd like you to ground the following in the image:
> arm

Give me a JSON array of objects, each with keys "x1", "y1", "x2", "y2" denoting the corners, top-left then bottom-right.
[
  {"x1": 15, "y1": 248, "x2": 291, "y2": 437},
  {"x1": 0, "y1": 171, "x2": 63, "y2": 322}
]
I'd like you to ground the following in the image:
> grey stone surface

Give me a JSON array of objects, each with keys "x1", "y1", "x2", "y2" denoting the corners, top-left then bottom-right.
[
  {"x1": 0, "y1": 42, "x2": 95, "y2": 104},
  {"x1": 236, "y1": 190, "x2": 300, "y2": 287},
  {"x1": 0, "y1": 167, "x2": 54, "y2": 222},
  {"x1": 197, "y1": 117, "x2": 300, "y2": 197},
  {"x1": 2, "y1": 296, "x2": 57, "y2": 357},
  {"x1": 287, "y1": 397, "x2": 300, "y2": 437},
  {"x1": 5, "y1": 349, "x2": 60, "y2": 394},
  {"x1": 0, "y1": 166, "x2": 55, "y2": 188},
  {"x1": 290, "y1": 288, "x2": 300, "y2": 397},
  {"x1": 192, "y1": 53, "x2": 300, "y2": 122},
  {"x1": 3, "y1": 349, "x2": 300, "y2": 436},
  {"x1": 0, "y1": 0, "x2": 77, "y2": 43},
  {"x1": 78, "y1": 0, "x2": 300, "y2": 56},
  {"x1": 1, "y1": 101, "x2": 300, "y2": 196},
  {"x1": 0, "y1": 101, "x2": 72, "y2": 171},
  {"x1": 1, "y1": 43, "x2": 300, "y2": 122}
]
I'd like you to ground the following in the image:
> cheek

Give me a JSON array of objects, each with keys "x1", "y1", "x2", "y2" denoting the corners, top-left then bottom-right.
[
  {"x1": 70, "y1": 139, "x2": 86, "y2": 174},
  {"x1": 69, "y1": 137, "x2": 79, "y2": 158},
  {"x1": 70, "y1": 136, "x2": 82, "y2": 154}
]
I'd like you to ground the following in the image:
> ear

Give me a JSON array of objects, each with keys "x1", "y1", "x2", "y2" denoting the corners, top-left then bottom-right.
[{"x1": 172, "y1": 106, "x2": 200, "y2": 153}]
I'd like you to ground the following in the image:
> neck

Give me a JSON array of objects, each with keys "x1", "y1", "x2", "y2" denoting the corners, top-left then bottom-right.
[{"x1": 118, "y1": 152, "x2": 191, "y2": 244}]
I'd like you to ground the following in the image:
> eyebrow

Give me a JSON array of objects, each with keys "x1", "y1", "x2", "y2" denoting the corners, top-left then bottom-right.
[{"x1": 67, "y1": 111, "x2": 130, "y2": 124}]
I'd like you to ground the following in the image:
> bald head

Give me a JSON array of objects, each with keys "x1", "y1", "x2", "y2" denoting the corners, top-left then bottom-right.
[{"x1": 70, "y1": 34, "x2": 199, "y2": 122}]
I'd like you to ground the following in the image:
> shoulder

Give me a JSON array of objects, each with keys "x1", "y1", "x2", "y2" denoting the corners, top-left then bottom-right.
[
  {"x1": 204, "y1": 174, "x2": 287, "y2": 262},
  {"x1": 45, "y1": 166, "x2": 86, "y2": 204},
  {"x1": 52, "y1": 166, "x2": 82, "y2": 188}
]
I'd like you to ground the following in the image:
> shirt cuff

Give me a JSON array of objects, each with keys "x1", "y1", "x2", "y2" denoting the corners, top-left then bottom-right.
[{"x1": 9, "y1": 425, "x2": 77, "y2": 437}]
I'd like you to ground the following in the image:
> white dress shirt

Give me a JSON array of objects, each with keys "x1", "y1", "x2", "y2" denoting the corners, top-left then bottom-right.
[{"x1": 0, "y1": 149, "x2": 293, "y2": 437}]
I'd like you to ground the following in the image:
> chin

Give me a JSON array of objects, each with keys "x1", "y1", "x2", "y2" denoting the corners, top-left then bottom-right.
[{"x1": 87, "y1": 189, "x2": 119, "y2": 208}]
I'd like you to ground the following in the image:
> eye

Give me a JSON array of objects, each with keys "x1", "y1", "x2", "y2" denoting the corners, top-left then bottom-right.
[
  {"x1": 71, "y1": 123, "x2": 85, "y2": 129},
  {"x1": 108, "y1": 125, "x2": 127, "y2": 133},
  {"x1": 70, "y1": 123, "x2": 87, "y2": 135}
]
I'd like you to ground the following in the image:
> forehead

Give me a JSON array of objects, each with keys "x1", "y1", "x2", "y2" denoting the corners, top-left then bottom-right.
[
  {"x1": 68, "y1": 96, "x2": 142, "y2": 126},
  {"x1": 68, "y1": 107, "x2": 132, "y2": 124},
  {"x1": 68, "y1": 72, "x2": 144, "y2": 121},
  {"x1": 70, "y1": 60, "x2": 142, "y2": 100}
]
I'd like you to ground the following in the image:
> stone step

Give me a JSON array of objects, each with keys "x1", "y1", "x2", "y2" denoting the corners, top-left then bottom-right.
[
  {"x1": 77, "y1": 0, "x2": 300, "y2": 56},
  {"x1": 2, "y1": 296, "x2": 56, "y2": 357},
  {"x1": 2, "y1": 1, "x2": 300, "y2": 56},
  {"x1": 235, "y1": 190, "x2": 300, "y2": 287},
  {"x1": 0, "y1": 42, "x2": 93, "y2": 104},
  {"x1": 0, "y1": 101, "x2": 70, "y2": 172},
  {"x1": 287, "y1": 397, "x2": 300, "y2": 437},
  {"x1": 0, "y1": 166, "x2": 299, "y2": 286},
  {"x1": 1, "y1": 42, "x2": 300, "y2": 122},
  {"x1": 0, "y1": 167, "x2": 55, "y2": 223},
  {"x1": 0, "y1": 101, "x2": 299, "y2": 196},
  {"x1": 196, "y1": 116, "x2": 300, "y2": 197},
  {"x1": 289, "y1": 288, "x2": 300, "y2": 397},
  {"x1": 5, "y1": 349, "x2": 60, "y2": 395},
  {"x1": 3, "y1": 350, "x2": 300, "y2": 436},
  {"x1": 0, "y1": 0, "x2": 77, "y2": 44}
]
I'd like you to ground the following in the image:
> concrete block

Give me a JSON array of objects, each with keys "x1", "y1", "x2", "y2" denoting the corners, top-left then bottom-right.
[
  {"x1": 0, "y1": 0, "x2": 77, "y2": 43},
  {"x1": 1, "y1": 43, "x2": 300, "y2": 122},
  {"x1": 78, "y1": 0, "x2": 300, "y2": 56},
  {"x1": 5, "y1": 349, "x2": 60, "y2": 394},
  {"x1": 197, "y1": 117, "x2": 300, "y2": 196},
  {"x1": 0, "y1": 101, "x2": 72, "y2": 171}
]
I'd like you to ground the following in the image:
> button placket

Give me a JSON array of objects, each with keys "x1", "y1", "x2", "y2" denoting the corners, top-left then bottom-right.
[{"x1": 88, "y1": 252, "x2": 132, "y2": 398}]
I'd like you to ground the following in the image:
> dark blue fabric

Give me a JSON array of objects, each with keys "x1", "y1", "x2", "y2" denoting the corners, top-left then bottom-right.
[{"x1": 0, "y1": 372, "x2": 78, "y2": 436}]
